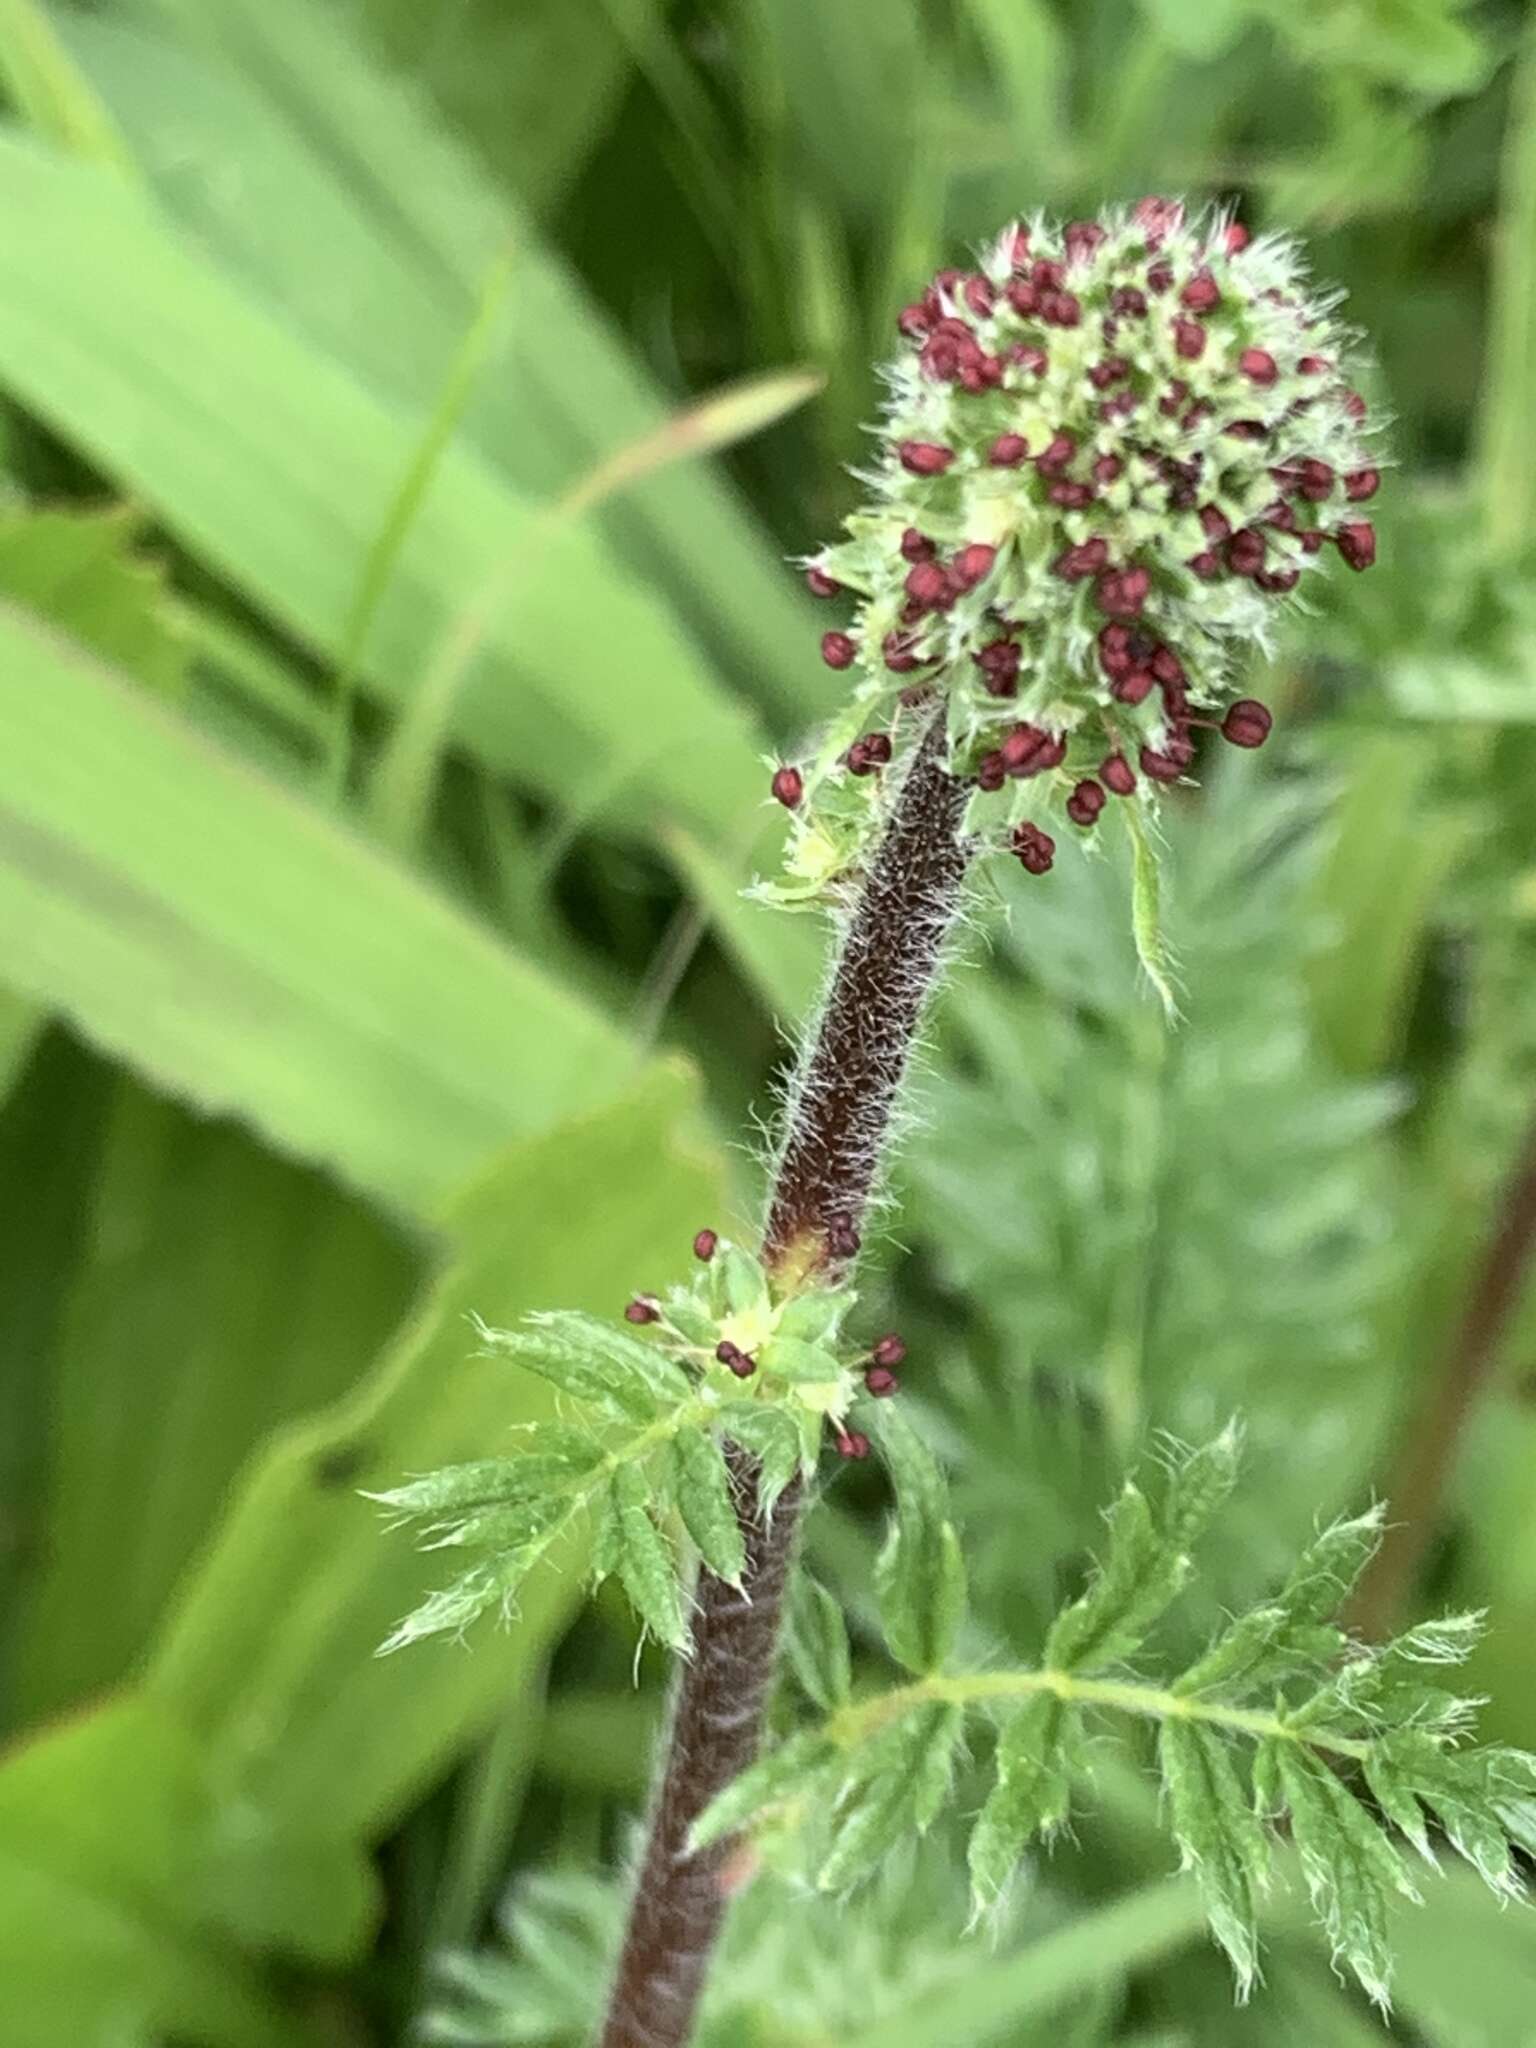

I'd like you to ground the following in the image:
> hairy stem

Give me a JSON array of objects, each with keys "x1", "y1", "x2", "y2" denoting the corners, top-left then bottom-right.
[
  {"x1": 597, "y1": 711, "x2": 973, "y2": 2048},
  {"x1": 1348, "y1": 1105, "x2": 1536, "y2": 1640}
]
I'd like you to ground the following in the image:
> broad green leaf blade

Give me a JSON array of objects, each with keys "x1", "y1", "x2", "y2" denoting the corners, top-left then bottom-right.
[
  {"x1": 0, "y1": 502, "x2": 188, "y2": 696},
  {"x1": 82, "y1": 0, "x2": 823, "y2": 721},
  {"x1": 0, "y1": 131, "x2": 770, "y2": 845},
  {"x1": 0, "y1": 1696, "x2": 344, "y2": 2047},
  {"x1": 0, "y1": 0, "x2": 134, "y2": 172},
  {"x1": 0, "y1": 600, "x2": 631, "y2": 1218},
  {"x1": 10, "y1": 1079, "x2": 415, "y2": 1728},
  {"x1": 146, "y1": 1065, "x2": 722, "y2": 1842},
  {"x1": 671, "y1": 1428, "x2": 747, "y2": 1586}
]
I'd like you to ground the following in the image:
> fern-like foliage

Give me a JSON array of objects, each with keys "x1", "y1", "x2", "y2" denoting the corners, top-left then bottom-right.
[
  {"x1": 694, "y1": 1419, "x2": 1536, "y2": 2008},
  {"x1": 372, "y1": 1244, "x2": 862, "y2": 1653}
]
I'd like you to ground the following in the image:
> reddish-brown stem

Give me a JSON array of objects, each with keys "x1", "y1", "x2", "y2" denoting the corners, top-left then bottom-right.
[
  {"x1": 1348, "y1": 1107, "x2": 1536, "y2": 1640},
  {"x1": 596, "y1": 713, "x2": 972, "y2": 2048}
]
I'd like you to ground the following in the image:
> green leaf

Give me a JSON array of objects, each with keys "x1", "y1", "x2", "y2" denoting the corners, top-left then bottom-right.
[
  {"x1": 474, "y1": 1310, "x2": 691, "y2": 1424},
  {"x1": 772, "y1": 1288, "x2": 855, "y2": 1346},
  {"x1": 0, "y1": 0, "x2": 134, "y2": 173},
  {"x1": 757, "y1": 1334, "x2": 845, "y2": 1384},
  {"x1": 815, "y1": 1702, "x2": 955, "y2": 1893},
  {"x1": 1273, "y1": 1740, "x2": 1418, "y2": 2008},
  {"x1": 784, "y1": 1570, "x2": 852, "y2": 1712},
  {"x1": 147, "y1": 1068, "x2": 720, "y2": 1846},
  {"x1": 719, "y1": 1401, "x2": 805, "y2": 1516},
  {"x1": 688, "y1": 1728, "x2": 839, "y2": 1853},
  {"x1": 872, "y1": 1403, "x2": 967, "y2": 1675},
  {"x1": 610, "y1": 1459, "x2": 687, "y2": 1653},
  {"x1": 671, "y1": 1427, "x2": 747, "y2": 1586},
  {"x1": 0, "y1": 599, "x2": 632, "y2": 1221},
  {"x1": 1123, "y1": 798, "x2": 1180, "y2": 1021},
  {"x1": 0, "y1": 502, "x2": 188, "y2": 695},
  {"x1": 366, "y1": 1435, "x2": 606, "y2": 1522},
  {"x1": 1480, "y1": 14, "x2": 1536, "y2": 555},
  {"x1": 1158, "y1": 1719, "x2": 1269, "y2": 1997},
  {"x1": 968, "y1": 1694, "x2": 1077, "y2": 1910}
]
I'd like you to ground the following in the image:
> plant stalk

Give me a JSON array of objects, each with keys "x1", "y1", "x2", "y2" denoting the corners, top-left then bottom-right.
[{"x1": 596, "y1": 710, "x2": 973, "y2": 2048}]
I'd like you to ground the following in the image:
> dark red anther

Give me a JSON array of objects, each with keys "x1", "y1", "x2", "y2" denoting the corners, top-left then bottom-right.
[
  {"x1": 904, "y1": 559, "x2": 952, "y2": 609},
  {"x1": 1112, "y1": 667, "x2": 1155, "y2": 706},
  {"x1": 771, "y1": 765, "x2": 804, "y2": 808},
  {"x1": 715, "y1": 1339, "x2": 755, "y2": 1378},
  {"x1": 1336, "y1": 520, "x2": 1376, "y2": 571},
  {"x1": 999, "y1": 724, "x2": 1046, "y2": 772},
  {"x1": 1037, "y1": 431, "x2": 1076, "y2": 473},
  {"x1": 1180, "y1": 269, "x2": 1220, "y2": 313},
  {"x1": 825, "y1": 1212, "x2": 861, "y2": 1260},
  {"x1": 1227, "y1": 527, "x2": 1266, "y2": 577},
  {"x1": 882, "y1": 629, "x2": 924, "y2": 673},
  {"x1": 963, "y1": 273, "x2": 995, "y2": 317},
  {"x1": 1031, "y1": 258, "x2": 1065, "y2": 290},
  {"x1": 1042, "y1": 290, "x2": 1082, "y2": 327},
  {"x1": 989, "y1": 432, "x2": 1030, "y2": 467},
  {"x1": 1066, "y1": 779, "x2": 1106, "y2": 827},
  {"x1": 1239, "y1": 347, "x2": 1278, "y2": 386},
  {"x1": 1345, "y1": 468, "x2": 1380, "y2": 501},
  {"x1": 1158, "y1": 379, "x2": 1190, "y2": 419},
  {"x1": 1134, "y1": 196, "x2": 1184, "y2": 246},
  {"x1": 805, "y1": 565, "x2": 842, "y2": 598},
  {"x1": 864, "y1": 1365, "x2": 900, "y2": 1397},
  {"x1": 1012, "y1": 821, "x2": 1056, "y2": 875},
  {"x1": 1298, "y1": 353, "x2": 1330, "y2": 375},
  {"x1": 1224, "y1": 419, "x2": 1266, "y2": 441},
  {"x1": 1003, "y1": 223, "x2": 1031, "y2": 267},
  {"x1": 900, "y1": 526, "x2": 936, "y2": 562},
  {"x1": 1188, "y1": 549, "x2": 1223, "y2": 579},
  {"x1": 1098, "y1": 621, "x2": 1133, "y2": 678},
  {"x1": 898, "y1": 440, "x2": 955, "y2": 476},
  {"x1": 1225, "y1": 221, "x2": 1250, "y2": 253},
  {"x1": 1054, "y1": 537, "x2": 1109, "y2": 581},
  {"x1": 625, "y1": 1296, "x2": 660, "y2": 1324},
  {"x1": 1265, "y1": 500, "x2": 1298, "y2": 532},
  {"x1": 1006, "y1": 277, "x2": 1040, "y2": 318},
  {"x1": 1256, "y1": 565, "x2": 1300, "y2": 594},
  {"x1": 871, "y1": 1333, "x2": 907, "y2": 1368},
  {"x1": 1049, "y1": 479, "x2": 1093, "y2": 509},
  {"x1": 821, "y1": 630, "x2": 856, "y2": 669},
  {"x1": 1095, "y1": 564, "x2": 1151, "y2": 617},
  {"x1": 1147, "y1": 260, "x2": 1174, "y2": 294},
  {"x1": 1297, "y1": 529, "x2": 1325, "y2": 554},
  {"x1": 976, "y1": 750, "x2": 1007, "y2": 792},
  {"x1": 976, "y1": 639, "x2": 1022, "y2": 690},
  {"x1": 834, "y1": 1428, "x2": 872, "y2": 1460},
  {"x1": 1010, "y1": 343, "x2": 1049, "y2": 376},
  {"x1": 1344, "y1": 390, "x2": 1368, "y2": 419},
  {"x1": 1172, "y1": 317, "x2": 1207, "y2": 361},
  {"x1": 1199, "y1": 503, "x2": 1232, "y2": 542},
  {"x1": 1093, "y1": 453, "x2": 1124, "y2": 487},
  {"x1": 897, "y1": 302, "x2": 932, "y2": 341},
  {"x1": 693, "y1": 1229, "x2": 718, "y2": 1262},
  {"x1": 1064, "y1": 220, "x2": 1107, "y2": 263},
  {"x1": 920, "y1": 334, "x2": 963, "y2": 382},
  {"x1": 1139, "y1": 744, "x2": 1186, "y2": 784},
  {"x1": 1151, "y1": 645, "x2": 1184, "y2": 685},
  {"x1": 1100, "y1": 752, "x2": 1137, "y2": 796},
  {"x1": 1111, "y1": 285, "x2": 1148, "y2": 318},
  {"x1": 847, "y1": 732, "x2": 893, "y2": 775},
  {"x1": 1221, "y1": 698, "x2": 1273, "y2": 748},
  {"x1": 952, "y1": 542, "x2": 998, "y2": 589}
]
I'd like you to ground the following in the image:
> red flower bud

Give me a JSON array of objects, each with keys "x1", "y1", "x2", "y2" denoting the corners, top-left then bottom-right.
[
  {"x1": 1139, "y1": 744, "x2": 1187, "y2": 784},
  {"x1": 821, "y1": 630, "x2": 856, "y2": 669},
  {"x1": 693, "y1": 1229, "x2": 718, "y2": 1261},
  {"x1": 1066, "y1": 778, "x2": 1106, "y2": 827},
  {"x1": 1180, "y1": 269, "x2": 1220, "y2": 313},
  {"x1": 625, "y1": 1297, "x2": 660, "y2": 1324},
  {"x1": 864, "y1": 1365, "x2": 900, "y2": 1397},
  {"x1": 771, "y1": 766, "x2": 804, "y2": 808},
  {"x1": 951, "y1": 542, "x2": 998, "y2": 589},
  {"x1": 1012, "y1": 821, "x2": 1056, "y2": 875},
  {"x1": 1335, "y1": 521, "x2": 1376, "y2": 570},
  {"x1": 1227, "y1": 528, "x2": 1266, "y2": 576},
  {"x1": 898, "y1": 440, "x2": 955, "y2": 476},
  {"x1": 904, "y1": 559, "x2": 952, "y2": 609},
  {"x1": 1224, "y1": 222, "x2": 1250, "y2": 253},
  {"x1": 1000, "y1": 723, "x2": 1047, "y2": 771},
  {"x1": 871, "y1": 1333, "x2": 907, "y2": 1367},
  {"x1": 882, "y1": 630, "x2": 924, "y2": 673},
  {"x1": 900, "y1": 526, "x2": 936, "y2": 562},
  {"x1": 1111, "y1": 667, "x2": 1155, "y2": 705},
  {"x1": 989, "y1": 433, "x2": 1030, "y2": 467},
  {"x1": 805, "y1": 565, "x2": 842, "y2": 598},
  {"x1": 1173, "y1": 317, "x2": 1207, "y2": 361},
  {"x1": 834, "y1": 1428, "x2": 871, "y2": 1460},
  {"x1": 1093, "y1": 453, "x2": 1124, "y2": 487},
  {"x1": 897, "y1": 303, "x2": 931, "y2": 340},
  {"x1": 1100, "y1": 752, "x2": 1137, "y2": 796},
  {"x1": 976, "y1": 750, "x2": 1007, "y2": 791},
  {"x1": 1222, "y1": 698, "x2": 1273, "y2": 747},
  {"x1": 1037, "y1": 431, "x2": 1077, "y2": 473},
  {"x1": 847, "y1": 732, "x2": 894, "y2": 776},
  {"x1": 1345, "y1": 468, "x2": 1380, "y2": 501},
  {"x1": 1239, "y1": 347, "x2": 1278, "y2": 386}
]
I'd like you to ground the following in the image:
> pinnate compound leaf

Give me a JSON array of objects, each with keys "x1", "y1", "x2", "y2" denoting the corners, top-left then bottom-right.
[
  {"x1": 1158, "y1": 1719, "x2": 1269, "y2": 1997},
  {"x1": 670, "y1": 1427, "x2": 746, "y2": 1585},
  {"x1": 610, "y1": 1460, "x2": 687, "y2": 1652},
  {"x1": 968, "y1": 1694, "x2": 1078, "y2": 1911},
  {"x1": 688, "y1": 1729, "x2": 840, "y2": 1853},
  {"x1": 872, "y1": 1403, "x2": 967, "y2": 1674},
  {"x1": 474, "y1": 1309, "x2": 690, "y2": 1421},
  {"x1": 816, "y1": 1703, "x2": 957, "y2": 1893},
  {"x1": 785, "y1": 1570, "x2": 852, "y2": 1713}
]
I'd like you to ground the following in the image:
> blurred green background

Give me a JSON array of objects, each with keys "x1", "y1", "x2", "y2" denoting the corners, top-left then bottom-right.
[{"x1": 3, "y1": 0, "x2": 1536, "y2": 2042}]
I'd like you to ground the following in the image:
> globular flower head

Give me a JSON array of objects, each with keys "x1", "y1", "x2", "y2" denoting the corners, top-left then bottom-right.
[{"x1": 769, "y1": 201, "x2": 1382, "y2": 904}]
